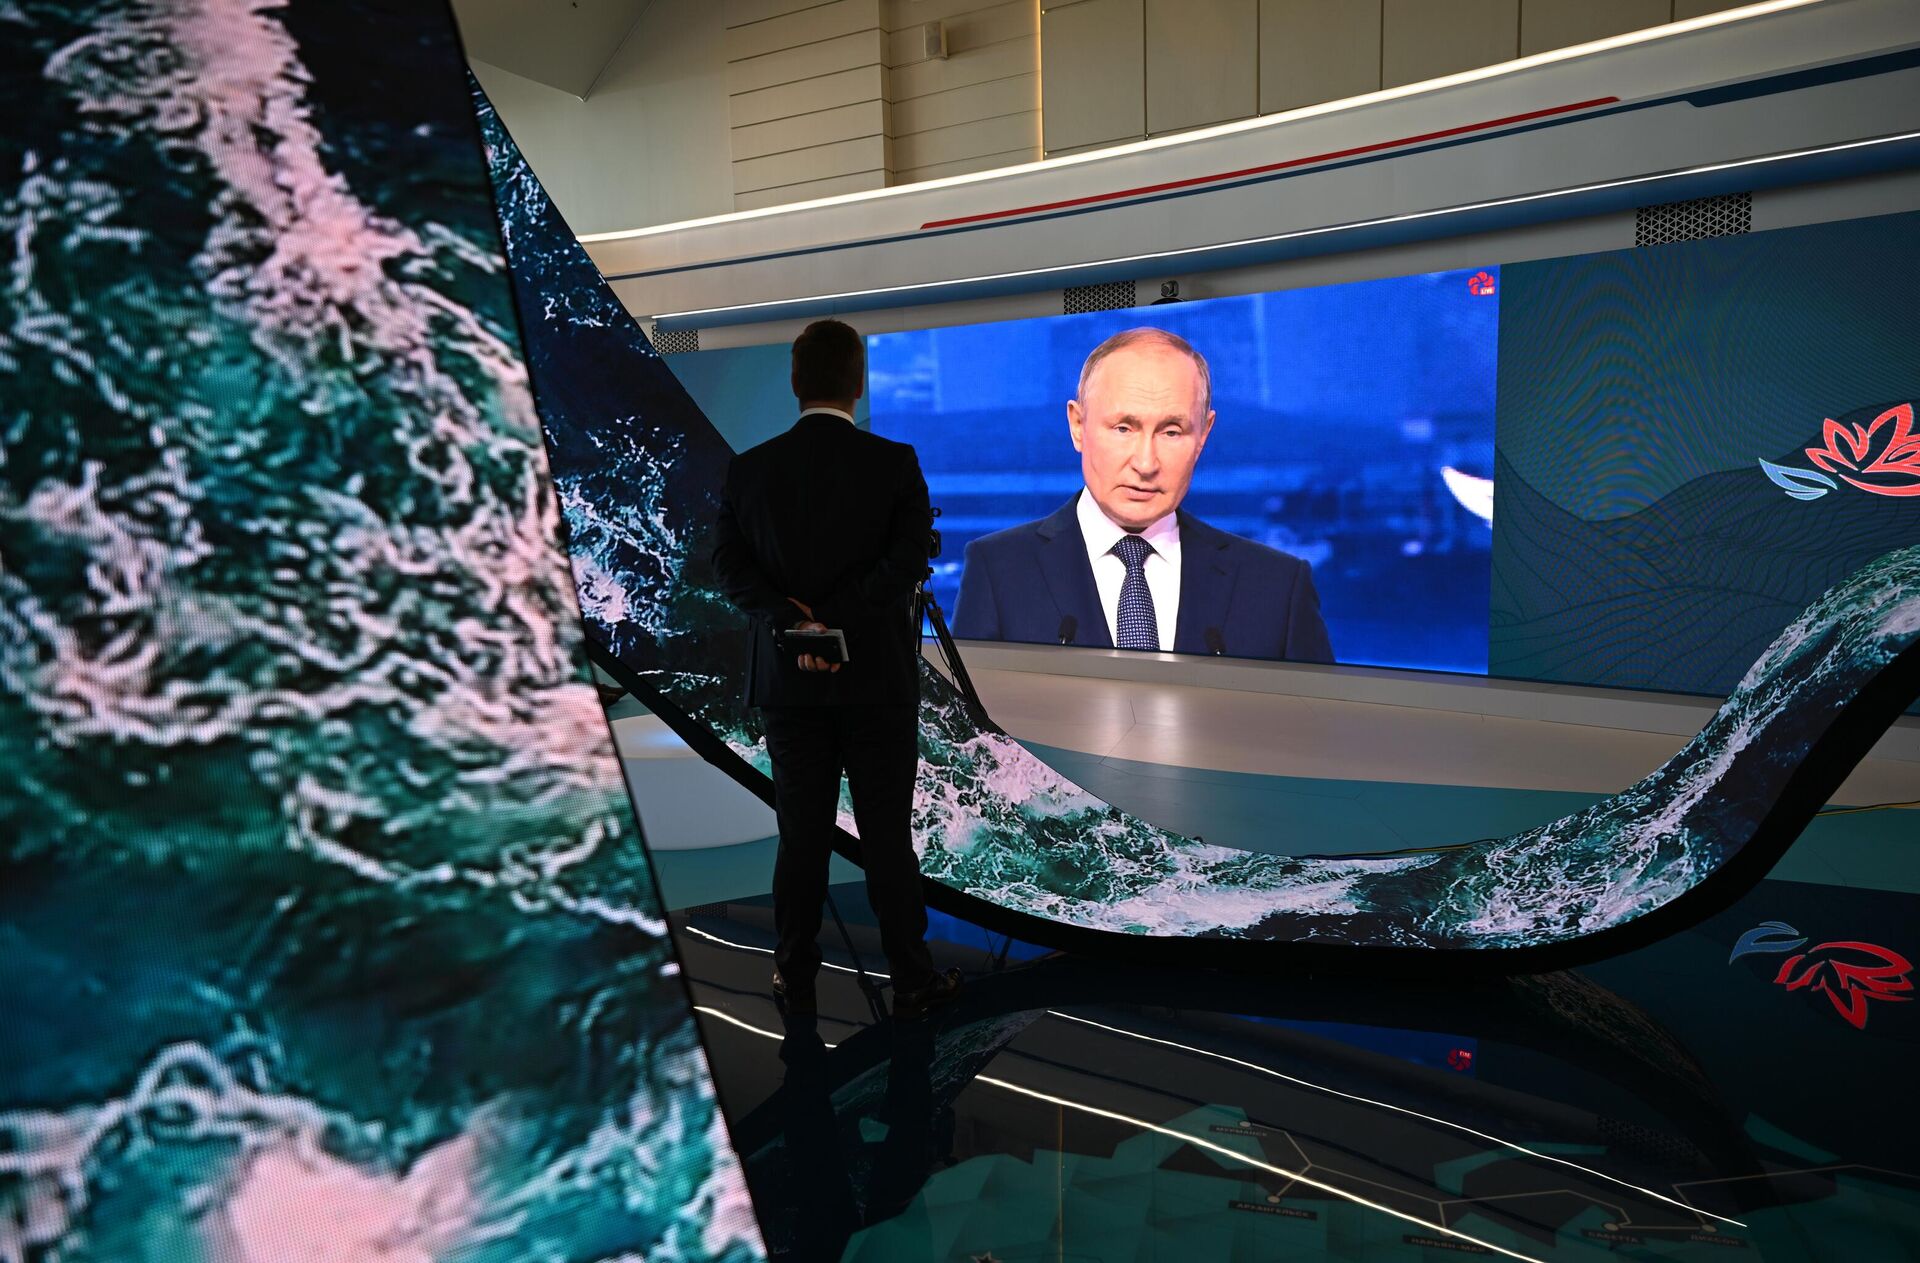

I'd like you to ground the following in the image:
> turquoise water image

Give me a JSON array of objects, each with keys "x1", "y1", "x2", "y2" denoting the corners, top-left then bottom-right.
[{"x1": 0, "y1": 2, "x2": 762, "y2": 1258}]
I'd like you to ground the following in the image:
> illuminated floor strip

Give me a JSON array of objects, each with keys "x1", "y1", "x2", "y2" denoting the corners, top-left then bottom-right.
[
  {"x1": 695, "y1": 1003, "x2": 840, "y2": 1048},
  {"x1": 678, "y1": 921, "x2": 1740, "y2": 1227},
  {"x1": 1043, "y1": 1009, "x2": 1743, "y2": 1230},
  {"x1": 694, "y1": 1003, "x2": 1546, "y2": 1263},
  {"x1": 680, "y1": 922, "x2": 893, "y2": 980}
]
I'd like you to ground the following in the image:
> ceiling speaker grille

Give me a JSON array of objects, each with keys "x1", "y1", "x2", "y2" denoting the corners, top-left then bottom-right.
[
  {"x1": 1063, "y1": 281, "x2": 1136, "y2": 314},
  {"x1": 652, "y1": 326, "x2": 700, "y2": 355},
  {"x1": 1635, "y1": 192, "x2": 1752, "y2": 247}
]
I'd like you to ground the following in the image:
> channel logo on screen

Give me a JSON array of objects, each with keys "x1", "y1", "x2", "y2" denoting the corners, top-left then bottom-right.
[{"x1": 1467, "y1": 270, "x2": 1496, "y2": 296}]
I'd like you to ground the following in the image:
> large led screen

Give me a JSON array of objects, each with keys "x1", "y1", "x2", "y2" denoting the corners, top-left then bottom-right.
[
  {"x1": 868, "y1": 270, "x2": 1500, "y2": 674},
  {"x1": 0, "y1": 2, "x2": 763, "y2": 1258},
  {"x1": 1492, "y1": 207, "x2": 1920, "y2": 703}
]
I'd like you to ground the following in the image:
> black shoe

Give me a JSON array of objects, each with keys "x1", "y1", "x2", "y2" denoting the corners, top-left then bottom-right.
[
  {"x1": 772, "y1": 970, "x2": 816, "y2": 1017},
  {"x1": 892, "y1": 967, "x2": 962, "y2": 1021}
]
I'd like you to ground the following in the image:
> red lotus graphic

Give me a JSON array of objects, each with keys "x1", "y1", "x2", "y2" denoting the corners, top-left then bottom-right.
[
  {"x1": 1446, "y1": 1048, "x2": 1474, "y2": 1072},
  {"x1": 1804, "y1": 403, "x2": 1920, "y2": 496},
  {"x1": 1467, "y1": 271, "x2": 1496, "y2": 296},
  {"x1": 1762, "y1": 403, "x2": 1920, "y2": 500},
  {"x1": 1730, "y1": 922, "x2": 1913, "y2": 1030},
  {"x1": 1773, "y1": 941, "x2": 1915, "y2": 1030}
]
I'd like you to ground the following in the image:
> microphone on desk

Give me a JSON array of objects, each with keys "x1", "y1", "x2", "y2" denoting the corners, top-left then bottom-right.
[
  {"x1": 1205, "y1": 627, "x2": 1226, "y2": 656},
  {"x1": 1057, "y1": 615, "x2": 1078, "y2": 645}
]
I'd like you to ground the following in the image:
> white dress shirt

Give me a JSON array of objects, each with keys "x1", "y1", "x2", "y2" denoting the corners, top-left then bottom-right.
[
  {"x1": 1077, "y1": 488, "x2": 1181, "y2": 650},
  {"x1": 798, "y1": 406, "x2": 855, "y2": 423}
]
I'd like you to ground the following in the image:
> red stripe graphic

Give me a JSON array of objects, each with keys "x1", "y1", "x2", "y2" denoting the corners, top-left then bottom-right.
[{"x1": 918, "y1": 97, "x2": 1620, "y2": 230}]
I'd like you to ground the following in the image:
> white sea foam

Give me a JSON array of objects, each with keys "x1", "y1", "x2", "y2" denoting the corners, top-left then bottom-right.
[
  {"x1": 0, "y1": 1041, "x2": 348, "y2": 1260},
  {"x1": 4, "y1": 0, "x2": 633, "y2": 880}
]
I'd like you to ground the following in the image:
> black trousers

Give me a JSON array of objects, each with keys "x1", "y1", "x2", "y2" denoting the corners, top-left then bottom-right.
[{"x1": 761, "y1": 703, "x2": 935, "y2": 992}]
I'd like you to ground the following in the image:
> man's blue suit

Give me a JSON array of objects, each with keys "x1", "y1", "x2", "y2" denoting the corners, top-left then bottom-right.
[{"x1": 951, "y1": 497, "x2": 1334, "y2": 662}]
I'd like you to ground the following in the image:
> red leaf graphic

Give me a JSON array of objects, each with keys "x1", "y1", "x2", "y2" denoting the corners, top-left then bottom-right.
[
  {"x1": 1841, "y1": 403, "x2": 1920, "y2": 497},
  {"x1": 1773, "y1": 941, "x2": 1915, "y2": 1029},
  {"x1": 1804, "y1": 404, "x2": 1920, "y2": 497},
  {"x1": 1806, "y1": 417, "x2": 1871, "y2": 472}
]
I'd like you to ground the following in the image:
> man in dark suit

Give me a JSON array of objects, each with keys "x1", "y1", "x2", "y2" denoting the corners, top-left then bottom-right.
[
  {"x1": 712, "y1": 319, "x2": 961, "y2": 1021},
  {"x1": 952, "y1": 327, "x2": 1333, "y2": 663}
]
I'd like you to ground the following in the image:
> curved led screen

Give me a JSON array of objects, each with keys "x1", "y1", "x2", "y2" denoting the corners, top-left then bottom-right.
[{"x1": 0, "y1": 3, "x2": 763, "y2": 1258}]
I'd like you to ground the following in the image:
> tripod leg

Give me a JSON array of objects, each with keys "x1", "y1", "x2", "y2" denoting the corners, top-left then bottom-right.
[
  {"x1": 920, "y1": 586, "x2": 1001, "y2": 735},
  {"x1": 823, "y1": 888, "x2": 889, "y2": 1024}
]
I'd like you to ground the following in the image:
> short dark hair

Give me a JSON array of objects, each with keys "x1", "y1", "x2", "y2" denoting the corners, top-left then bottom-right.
[{"x1": 791, "y1": 319, "x2": 865, "y2": 401}]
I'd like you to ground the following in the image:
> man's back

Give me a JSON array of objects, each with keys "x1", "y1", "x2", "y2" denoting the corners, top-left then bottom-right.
[
  {"x1": 710, "y1": 317, "x2": 959, "y2": 1022},
  {"x1": 714, "y1": 413, "x2": 930, "y2": 707}
]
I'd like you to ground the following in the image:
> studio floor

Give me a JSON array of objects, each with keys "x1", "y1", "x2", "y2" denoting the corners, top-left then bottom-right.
[
  {"x1": 677, "y1": 878, "x2": 1920, "y2": 1263},
  {"x1": 635, "y1": 660, "x2": 1920, "y2": 1261}
]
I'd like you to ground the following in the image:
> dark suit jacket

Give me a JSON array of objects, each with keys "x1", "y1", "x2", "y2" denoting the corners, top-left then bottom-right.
[
  {"x1": 712, "y1": 413, "x2": 929, "y2": 707},
  {"x1": 951, "y1": 496, "x2": 1334, "y2": 663}
]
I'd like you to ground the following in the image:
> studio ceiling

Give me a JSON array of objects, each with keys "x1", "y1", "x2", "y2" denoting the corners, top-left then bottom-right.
[{"x1": 451, "y1": 0, "x2": 652, "y2": 97}]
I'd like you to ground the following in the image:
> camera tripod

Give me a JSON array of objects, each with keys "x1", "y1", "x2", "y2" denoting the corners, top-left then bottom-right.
[{"x1": 912, "y1": 570, "x2": 999, "y2": 734}]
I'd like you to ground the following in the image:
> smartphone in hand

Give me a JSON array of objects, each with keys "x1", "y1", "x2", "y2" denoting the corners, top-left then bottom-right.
[{"x1": 777, "y1": 627, "x2": 849, "y2": 664}]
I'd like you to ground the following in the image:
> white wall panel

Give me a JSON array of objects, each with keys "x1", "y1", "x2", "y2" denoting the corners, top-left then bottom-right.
[
  {"x1": 726, "y1": 28, "x2": 885, "y2": 94},
  {"x1": 1382, "y1": 0, "x2": 1519, "y2": 88},
  {"x1": 885, "y1": 0, "x2": 1034, "y2": 61},
  {"x1": 725, "y1": 2, "x2": 889, "y2": 208},
  {"x1": 1258, "y1": 0, "x2": 1381, "y2": 114},
  {"x1": 886, "y1": 0, "x2": 1039, "y2": 186},
  {"x1": 889, "y1": 0, "x2": 1035, "y2": 22},
  {"x1": 892, "y1": 110, "x2": 1039, "y2": 167},
  {"x1": 892, "y1": 32, "x2": 1036, "y2": 96},
  {"x1": 1146, "y1": 0, "x2": 1258, "y2": 136},
  {"x1": 1042, "y1": 0, "x2": 1146, "y2": 154},
  {"x1": 1675, "y1": 0, "x2": 1753, "y2": 16},
  {"x1": 733, "y1": 169, "x2": 890, "y2": 209},
  {"x1": 1521, "y1": 0, "x2": 1670, "y2": 56},
  {"x1": 892, "y1": 74, "x2": 1035, "y2": 132},
  {"x1": 895, "y1": 144, "x2": 1038, "y2": 182},
  {"x1": 731, "y1": 100, "x2": 885, "y2": 161},
  {"x1": 725, "y1": 0, "x2": 881, "y2": 62},
  {"x1": 730, "y1": 64, "x2": 887, "y2": 127},
  {"x1": 724, "y1": 0, "x2": 839, "y2": 24},
  {"x1": 731, "y1": 133, "x2": 890, "y2": 192}
]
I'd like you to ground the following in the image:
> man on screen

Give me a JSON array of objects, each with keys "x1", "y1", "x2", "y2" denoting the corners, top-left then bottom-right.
[{"x1": 952, "y1": 327, "x2": 1333, "y2": 662}]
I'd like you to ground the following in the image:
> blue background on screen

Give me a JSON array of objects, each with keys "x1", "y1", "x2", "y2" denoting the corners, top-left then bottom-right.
[
  {"x1": 868, "y1": 269, "x2": 1500, "y2": 673},
  {"x1": 669, "y1": 341, "x2": 870, "y2": 452}
]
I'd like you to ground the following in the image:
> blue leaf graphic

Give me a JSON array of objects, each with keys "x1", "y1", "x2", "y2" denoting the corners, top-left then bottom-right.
[{"x1": 1759, "y1": 458, "x2": 1835, "y2": 501}]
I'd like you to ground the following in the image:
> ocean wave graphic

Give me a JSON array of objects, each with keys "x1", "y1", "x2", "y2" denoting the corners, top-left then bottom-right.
[{"x1": 2, "y1": 1, "x2": 762, "y2": 1258}]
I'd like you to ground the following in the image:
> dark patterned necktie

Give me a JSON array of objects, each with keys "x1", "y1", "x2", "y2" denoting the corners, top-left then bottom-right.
[{"x1": 1112, "y1": 533, "x2": 1159, "y2": 650}]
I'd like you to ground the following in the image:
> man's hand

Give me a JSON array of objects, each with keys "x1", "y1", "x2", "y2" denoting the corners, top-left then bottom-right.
[
  {"x1": 793, "y1": 620, "x2": 842, "y2": 673},
  {"x1": 787, "y1": 599, "x2": 840, "y2": 673}
]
